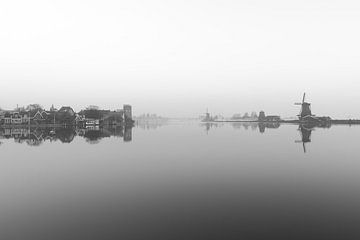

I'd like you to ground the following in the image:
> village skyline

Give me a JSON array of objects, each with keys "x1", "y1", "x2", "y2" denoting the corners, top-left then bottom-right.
[{"x1": 0, "y1": 104, "x2": 133, "y2": 127}]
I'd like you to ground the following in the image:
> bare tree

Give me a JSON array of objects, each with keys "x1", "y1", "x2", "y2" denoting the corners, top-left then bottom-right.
[{"x1": 26, "y1": 104, "x2": 43, "y2": 111}]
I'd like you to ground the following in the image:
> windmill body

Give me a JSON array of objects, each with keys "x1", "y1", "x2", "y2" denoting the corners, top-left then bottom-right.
[{"x1": 295, "y1": 93, "x2": 313, "y2": 120}]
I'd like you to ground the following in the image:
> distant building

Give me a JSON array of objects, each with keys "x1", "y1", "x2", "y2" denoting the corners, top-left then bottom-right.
[
  {"x1": 258, "y1": 111, "x2": 281, "y2": 122},
  {"x1": 265, "y1": 115, "x2": 281, "y2": 122},
  {"x1": 0, "y1": 112, "x2": 4, "y2": 124},
  {"x1": 75, "y1": 114, "x2": 86, "y2": 126},
  {"x1": 123, "y1": 105, "x2": 132, "y2": 122},
  {"x1": 50, "y1": 104, "x2": 58, "y2": 112},
  {"x1": 1, "y1": 111, "x2": 30, "y2": 125},
  {"x1": 258, "y1": 111, "x2": 266, "y2": 121},
  {"x1": 85, "y1": 119, "x2": 100, "y2": 126},
  {"x1": 31, "y1": 110, "x2": 49, "y2": 122}
]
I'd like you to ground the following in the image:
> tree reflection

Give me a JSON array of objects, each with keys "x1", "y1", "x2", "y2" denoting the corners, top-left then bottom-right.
[{"x1": 0, "y1": 126, "x2": 133, "y2": 146}]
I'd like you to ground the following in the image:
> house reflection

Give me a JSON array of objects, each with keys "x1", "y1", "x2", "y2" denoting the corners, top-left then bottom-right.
[
  {"x1": 258, "y1": 122, "x2": 280, "y2": 133},
  {"x1": 0, "y1": 126, "x2": 133, "y2": 146},
  {"x1": 135, "y1": 120, "x2": 168, "y2": 130},
  {"x1": 230, "y1": 122, "x2": 280, "y2": 133},
  {"x1": 201, "y1": 122, "x2": 281, "y2": 133}
]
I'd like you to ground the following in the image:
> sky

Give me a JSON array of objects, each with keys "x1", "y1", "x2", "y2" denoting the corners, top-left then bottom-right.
[{"x1": 1, "y1": 0, "x2": 360, "y2": 118}]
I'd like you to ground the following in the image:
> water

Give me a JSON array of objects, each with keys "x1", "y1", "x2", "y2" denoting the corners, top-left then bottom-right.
[{"x1": 1, "y1": 121, "x2": 360, "y2": 239}]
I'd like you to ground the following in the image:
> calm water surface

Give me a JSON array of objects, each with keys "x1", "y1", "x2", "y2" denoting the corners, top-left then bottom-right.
[{"x1": 1, "y1": 121, "x2": 360, "y2": 239}]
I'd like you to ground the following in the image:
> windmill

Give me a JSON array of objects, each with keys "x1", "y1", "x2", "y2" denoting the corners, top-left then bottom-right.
[
  {"x1": 294, "y1": 93, "x2": 312, "y2": 120},
  {"x1": 202, "y1": 108, "x2": 213, "y2": 122}
]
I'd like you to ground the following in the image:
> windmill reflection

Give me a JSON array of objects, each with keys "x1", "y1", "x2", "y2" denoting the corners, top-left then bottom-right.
[
  {"x1": 295, "y1": 122, "x2": 331, "y2": 153},
  {"x1": 201, "y1": 122, "x2": 224, "y2": 134},
  {"x1": 295, "y1": 125, "x2": 312, "y2": 153}
]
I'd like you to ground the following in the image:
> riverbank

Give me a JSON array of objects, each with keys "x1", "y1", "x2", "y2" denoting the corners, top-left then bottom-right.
[{"x1": 207, "y1": 119, "x2": 360, "y2": 125}]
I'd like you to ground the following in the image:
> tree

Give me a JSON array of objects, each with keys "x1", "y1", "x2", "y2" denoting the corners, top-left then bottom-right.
[
  {"x1": 82, "y1": 109, "x2": 103, "y2": 119},
  {"x1": 26, "y1": 104, "x2": 43, "y2": 111},
  {"x1": 231, "y1": 113, "x2": 242, "y2": 120},
  {"x1": 243, "y1": 112, "x2": 249, "y2": 118},
  {"x1": 251, "y1": 111, "x2": 258, "y2": 119}
]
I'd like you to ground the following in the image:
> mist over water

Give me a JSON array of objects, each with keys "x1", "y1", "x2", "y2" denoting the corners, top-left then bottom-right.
[{"x1": 0, "y1": 121, "x2": 360, "y2": 239}]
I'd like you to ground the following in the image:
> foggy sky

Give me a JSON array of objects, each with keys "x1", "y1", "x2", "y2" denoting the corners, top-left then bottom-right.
[{"x1": 1, "y1": 0, "x2": 360, "y2": 118}]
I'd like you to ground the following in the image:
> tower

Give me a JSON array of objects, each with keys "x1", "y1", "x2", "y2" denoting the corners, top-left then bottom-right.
[
  {"x1": 258, "y1": 111, "x2": 266, "y2": 121},
  {"x1": 123, "y1": 104, "x2": 132, "y2": 122}
]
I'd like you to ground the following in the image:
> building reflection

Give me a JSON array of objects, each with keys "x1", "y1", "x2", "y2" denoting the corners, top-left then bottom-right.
[
  {"x1": 0, "y1": 126, "x2": 133, "y2": 146},
  {"x1": 201, "y1": 122, "x2": 281, "y2": 133},
  {"x1": 135, "y1": 120, "x2": 168, "y2": 130},
  {"x1": 258, "y1": 122, "x2": 280, "y2": 133},
  {"x1": 229, "y1": 122, "x2": 280, "y2": 133}
]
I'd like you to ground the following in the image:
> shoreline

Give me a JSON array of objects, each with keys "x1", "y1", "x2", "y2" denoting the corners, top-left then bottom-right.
[
  {"x1": 0, "y1": 123, "x2": 134, "y2": 128},
  {"x1": 203, "y1": 119, "x2": 360, "y2": 125}
]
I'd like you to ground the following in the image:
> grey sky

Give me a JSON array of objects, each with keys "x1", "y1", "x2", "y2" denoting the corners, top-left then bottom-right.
[{"x1": 1, "y1": 0, "x2": 360, "y2": 118}]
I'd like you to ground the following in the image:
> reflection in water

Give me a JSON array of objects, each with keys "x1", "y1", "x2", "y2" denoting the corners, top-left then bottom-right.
[
  {"x1": 202, "y1": 122, "x2": 281, "y2": 133},
  {"x1": 295, "y1": 122, "x2": 331, "y2": 153},
  {"x1": 135, "y1": 119, "x2": 169, "y2": 130},
  {"x1": 295, "y1": 125, "x2": 312, "y2": 153},
  {"x1": 201, "y1": 122, "x2": 335, "y2": 153},
  {"x1": 1, "y1": 122, "x2": 360, "y2": 239},
  {"x1": 231, "y1": 122, "x2": 259, "y2": 131},
  {"x1": 258, "y1": 122, "x2": 280, "y2": 133},
  {"x1": 0, "y1": 126, "x2": 133, "y2": 145},
  {"x1": 201, "y1": 122, "x2": 224, "y2": 134}
]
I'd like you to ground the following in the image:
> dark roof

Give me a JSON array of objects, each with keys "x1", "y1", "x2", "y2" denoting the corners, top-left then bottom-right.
[{"x1": 59, "y1": 106, "x2": 75, "y2": 112}]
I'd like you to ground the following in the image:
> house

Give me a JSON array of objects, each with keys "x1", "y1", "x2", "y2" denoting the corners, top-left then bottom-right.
[
  {"x1": 1, "y1": 111, "x2": 30, "y2": 125},
  {"x1": 86, "y1": 119, "x2": 100, "y2": 126},
  {"x1": 30, "y1": 110, "x2": 49, "y2": 123},
  {"x1": 123, "y1": 105, "x2": 132, "y2": 122},
  {"x1": 75, "y1": 114, "x2": 86, "y2": 126},
  {"x1": 265, "y1": 115, "x2": 281, "y2": 122},
  {"x1": 0, "y1": 111, "x2": 7, "y2": 125},
  {"x1": 258, "y1": 111, "x2": 281, "y2": 122},
  {"x1": 3, "y1": 112, "x2": 11, "y2": 124},
  {"x1": 75, "y1": 114, "x2": 85, "y2": 122}
]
